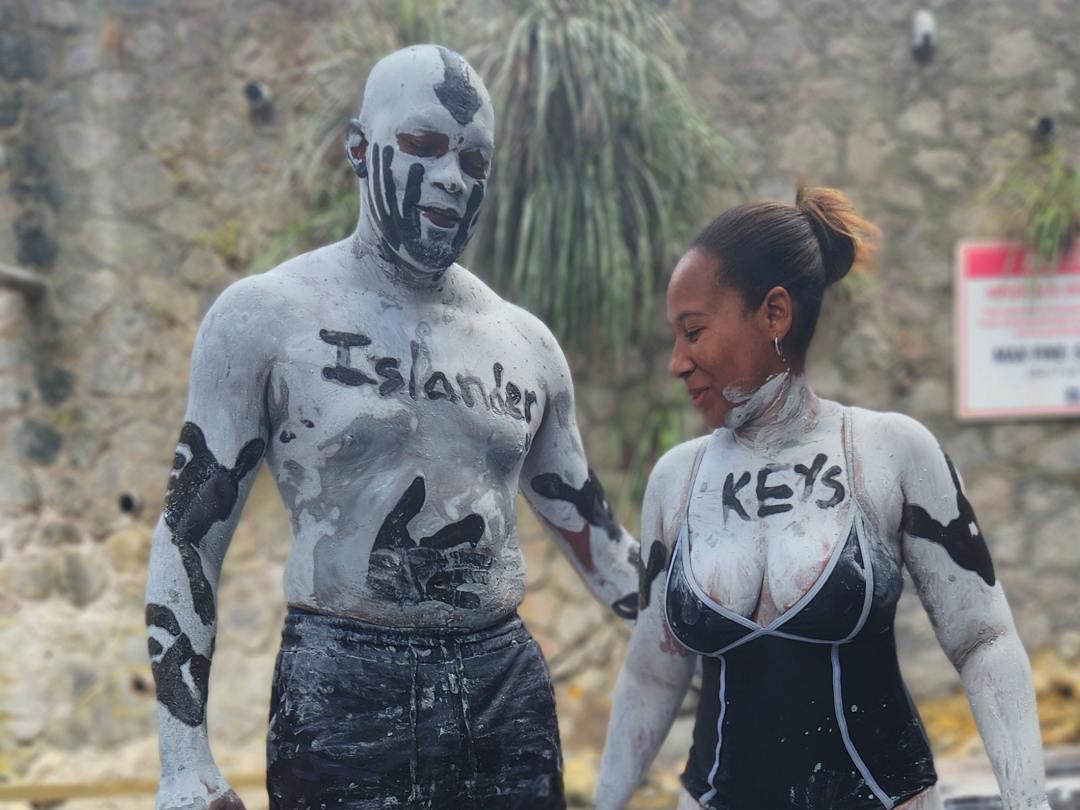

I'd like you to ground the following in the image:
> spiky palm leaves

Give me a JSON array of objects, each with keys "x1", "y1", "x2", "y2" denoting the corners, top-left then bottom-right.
[
  {"x1": 474, "y1": 0, "x2": 737, "y2": 354},
  {"x1": 994, "y1": 145, "x2": 1080, "y2": 271}
]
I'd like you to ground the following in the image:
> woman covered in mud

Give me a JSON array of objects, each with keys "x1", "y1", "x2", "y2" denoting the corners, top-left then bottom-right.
[{"x1": 594, "y1": 188, "x2": 1049, "y2": 810}]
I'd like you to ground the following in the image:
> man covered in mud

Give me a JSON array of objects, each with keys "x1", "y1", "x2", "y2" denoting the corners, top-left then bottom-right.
[{"x1": 145, "y1": 45, "x2": 641, "y2": 810}]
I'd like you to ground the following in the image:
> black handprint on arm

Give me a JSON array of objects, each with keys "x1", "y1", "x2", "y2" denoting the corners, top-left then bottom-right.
[{"x1": 164, "y1": 422, "x2": 265, "y2": 625}]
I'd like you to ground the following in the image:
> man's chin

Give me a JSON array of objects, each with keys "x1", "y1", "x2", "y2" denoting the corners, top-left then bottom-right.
[{"x1": 400, "y1": 239, "x2": 460, "y2": 272}]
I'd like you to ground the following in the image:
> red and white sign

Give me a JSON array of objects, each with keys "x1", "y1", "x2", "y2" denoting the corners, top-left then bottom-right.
[{"x1": 956, "y1": 241, "x2": 1080, "y2": 420}]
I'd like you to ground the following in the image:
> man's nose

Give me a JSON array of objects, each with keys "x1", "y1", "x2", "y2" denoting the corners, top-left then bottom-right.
[
  {"x1": 669, "y1": 342, "x2": 693, "y2": 378},
  {"x1": 428, "y1": 156, "x2": 465, "y2": 195}
]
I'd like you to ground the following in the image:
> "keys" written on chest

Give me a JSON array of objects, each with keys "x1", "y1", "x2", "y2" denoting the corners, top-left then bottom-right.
[{"x1": 721, "y1": 454, "x2": 846, "y2": 521}]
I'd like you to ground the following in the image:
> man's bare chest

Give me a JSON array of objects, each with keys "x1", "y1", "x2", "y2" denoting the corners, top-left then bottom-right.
[{"x1": 264, "y1": 309, "x2": 546, "y2": 473}]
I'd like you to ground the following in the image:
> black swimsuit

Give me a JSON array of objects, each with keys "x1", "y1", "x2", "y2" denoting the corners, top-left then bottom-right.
[{"x1": 665, "y1": 413, "x2": 937, "y2": 809}]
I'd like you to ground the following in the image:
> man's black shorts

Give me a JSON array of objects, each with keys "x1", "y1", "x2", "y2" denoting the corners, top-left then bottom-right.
[{"x1": 267, "y1": 607, "x2": 566, "y2": 809}]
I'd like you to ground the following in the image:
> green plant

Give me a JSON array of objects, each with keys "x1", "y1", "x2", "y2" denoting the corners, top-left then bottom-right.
[
  {"x1": 993, "y1": 144, "x2": 1080, "y2": 271},
  {"x1": 474, "y1": 0, "x2": 741, "y2": 355}
]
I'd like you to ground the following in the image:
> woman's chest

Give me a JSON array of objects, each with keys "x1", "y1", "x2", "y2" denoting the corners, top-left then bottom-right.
[{"x1": 685, "y1": 437, "x2": 859, "y2": 621}]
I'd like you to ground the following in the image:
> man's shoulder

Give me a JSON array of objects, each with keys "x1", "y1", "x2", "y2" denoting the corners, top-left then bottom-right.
[{"x1": 452, "y1": 265, "x2": 564, "y2": 356}]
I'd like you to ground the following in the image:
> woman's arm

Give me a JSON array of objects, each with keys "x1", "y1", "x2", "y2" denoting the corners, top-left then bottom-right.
[
  {"x1": 594, "y1": 441, "x2": 702, "y2": 810},
  {"x1": 893, "y1": 416, "x2": 1048, "y2": 809}
]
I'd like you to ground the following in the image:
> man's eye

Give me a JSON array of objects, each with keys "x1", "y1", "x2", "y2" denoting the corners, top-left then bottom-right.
[
  {"x1": 686, "y1": 329, "x2": 703, "y2": 343},
  {"x1": 397, "y1": 132, "x2": 448, "y2": 158},
  {"x1": 460, "y1": 149, "x2": 488, "y2": 179}
]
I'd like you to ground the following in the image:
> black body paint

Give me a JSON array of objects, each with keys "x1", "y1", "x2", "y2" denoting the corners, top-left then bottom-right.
[
  {"x1": 164, "y1": 422, "x2": 264, "y2": 625},
  {"x1": 637, "y1": 540, "x2": 669, "y2": 611},
  {"x1": 716, "y1": 457, "x2": 848, "y2": 521},
  {"x1": 756, "y1": 466, "x2": 794, "y2": 518},
  {"x1": 366, "y1": 477, "x2": 490, "y2": 609},
  {"x1": 793, "y1": 453, "x2": 827, "y2": 499},
  {"x1": 320, "y1": 331, "x2": 538, "y2": 424},
  {"x1": 146, "y1": 603, "x2": 211, "y2": 727},
  {"x1": 529, "y1": 469, "x2": 620, "y2": 541},
  {"x1": 901, "y1": 451, "x2": 996, "y2": 586},
  {"x1": 452, "y1": 181, "x2": 485, "y2": 252},
  {"x1": 723, "y1": 472, "x2": 752, "y2": 522},
  {"x1": 816, "y1": 466, "x2": 846, "y2": 509},
  {"x1": 434, "y1": 46, "x2": 482, "y2": 126}
]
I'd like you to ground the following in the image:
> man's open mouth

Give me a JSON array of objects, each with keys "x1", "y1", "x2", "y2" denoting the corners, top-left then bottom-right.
[{"x1": 419, "y1": 206, "x2": 462, "y2": 229}]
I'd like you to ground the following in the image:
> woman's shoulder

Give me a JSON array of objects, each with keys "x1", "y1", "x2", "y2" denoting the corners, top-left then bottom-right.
[
  {"x1": 645, "y1": 435, "x2": 711, "y2": 503},
  {"x1": 839, "y1": 403, "x2": 942, "y2": 467}
]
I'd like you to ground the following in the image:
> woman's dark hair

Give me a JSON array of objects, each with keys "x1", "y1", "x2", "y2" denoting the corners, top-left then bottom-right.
[{"x1": 690, "y1": 185, "x2": 879, "y2": 362}]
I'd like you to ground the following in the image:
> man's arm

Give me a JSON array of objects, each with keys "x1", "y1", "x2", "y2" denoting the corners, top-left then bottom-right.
[
  {"x1": 893, "y1": 416, "x2": 1049, "y2": 810},
  {"x1": 594, "y1": 442, "x2": 702, "y2": 809},
  {"x1": 146, "y1": 278, "x2": 273, "y2": 810},
  {"x1": 519, "y1": 329, "x2": 640, "y2": 619}
]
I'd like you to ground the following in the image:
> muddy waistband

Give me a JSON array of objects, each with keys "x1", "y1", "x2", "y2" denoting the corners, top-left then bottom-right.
[{"x1": 281, "y1": 606, "x2": 528, "y2": 661}]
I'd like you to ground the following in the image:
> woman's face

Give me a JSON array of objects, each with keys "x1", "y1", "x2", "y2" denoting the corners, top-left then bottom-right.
[{"x1": 666, "y1": 248, "x2": 789, "y2": 429}]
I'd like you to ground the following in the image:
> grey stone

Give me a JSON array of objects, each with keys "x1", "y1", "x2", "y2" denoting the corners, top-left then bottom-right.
[
  {"x1": 52, "y1": 550, "x2": 108, "y2": 607},
  {"x1": 1019, "y1": 481, "x2": 1075, "y2": 520},
  {"x1": 906, "y1": 377, "x2": 951, "y2": 417},
  {"x1": 3, "y1": 554, "x2": 53, "y2": 600},
  {"x1": 140, "y1": 107, "x2": 192, "y2": 154},
  {"x1": 989, "y1": 423, "x2": 1047, "y2": 464},
  {"x1": 989, "y1": 521, "x2": 1027, "y2": 566},
  {"x1": 0, "y1": 33, "x2": 48, "y2": 81},
  {"x1": 912, "y1": 148, "x2": 968, "y2": 191},
  {"x1": 87, "y1": 306, "x2": 150, "y2": 395},
  {"x1": 36, "y1": 522, "x2": 81, "y2": 547},
  {"x1": 203, "y1": 111, "x2": 248, "y2": 162},
  {"x1": 778, "y1": 119, "x2": 838, "y2": 176},
  {"x1": 127, "y1": 22, "x2": 166, "y2": 60},
  {"x1": 1033, "y1": 505, "x2": 1080, "y2": 568},
  {"x1": 0, "y1": 465, "x2": 41, "y2": 514},
  {"x1": 1034, "y1": 430, "x2": 1080, "y2": 475},
  {"x1": 67, "y1": 429, "x2": 107, "y2": 470},
  {"x1": 703, "y1": 17, "x2": 750, "y2": 56},
  {"x1": 78, "y1": 218, "x2": 155, "y2": 270},
  {"x1": 0, "y1": 337, "x2": 27, "y2": 371},
  {"x1": 33, "y1": 0, "x2": 81, "y2": 31},
  {"x1": 155, "y1": 198, "x2": 207, "y2": 240},
  {"x1": 0, "y1": 87, "x2": 21, "y2": 127},
  {"x1": 89, "y1": 70, "x2": 139, "y2": 108},
  {"x1": 53, "y1": 267, "x2": 117, "y2": 326},
  {"x1": 989, "y1": 28, "x2": 1046, "y2": 78},
  {"x1": 14, "y1": 210, "x2": 59, "y2": 268},
  {"x1": 63, "y1": 43, "x2": 102, "y2": 78},
  {"x1": 736, "y1": 0, "x2": 780, "y2": 20},
  {"x1": 847, "y1": 121, "x2": 892, "y2": 181},
  {"x1": 113, "y1": 153, "x2": 172, "y2": 213},
  {"x1": 36, "y1": 366, "x2": 75, "y2": 406},
  {"x1": 942, "y1": 429, "x2": 992, "y2": 473},
  {"x1": 14, "y1": 419, "x2": 63, "y2": 465},
  {"x1": 55, "y1": 123, "x2": 120, "y2": 170},
  {"x1": 898, "y1": 99, "x2": 944, "y2": 138},
  {"x1": 178, "y1": 246, "x2": 228, "y2": 287}
]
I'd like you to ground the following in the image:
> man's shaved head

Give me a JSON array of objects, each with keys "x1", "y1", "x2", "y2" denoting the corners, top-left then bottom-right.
[{"x1": 347, "y1": 46, "x2": 495, "y2": 274}]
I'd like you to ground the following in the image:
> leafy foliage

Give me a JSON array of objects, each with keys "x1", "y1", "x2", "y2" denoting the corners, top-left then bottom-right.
[
  {"x1": 473, "y1": 0, "x2": 740, "y2": 354},
  {"x1": 993, "y1": 144, "x2": 1080, "y2": 271}
]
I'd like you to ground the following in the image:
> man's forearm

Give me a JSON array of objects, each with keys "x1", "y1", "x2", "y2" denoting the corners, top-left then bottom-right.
[
  {"x1": 146, "y1": 520, "x2": 218, "y2": 774},
  {"x1": 959, "y1": 633, "x2": 1048, "y2": 809}
]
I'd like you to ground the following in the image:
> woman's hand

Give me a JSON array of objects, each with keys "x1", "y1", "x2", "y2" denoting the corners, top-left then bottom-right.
[{"x1": 155, "y1": 766, "x2": 246, "y2": 810}]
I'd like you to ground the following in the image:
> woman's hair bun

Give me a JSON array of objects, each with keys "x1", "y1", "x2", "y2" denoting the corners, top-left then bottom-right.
[{"x1": 795, "y1": 185, "x2": 879, "y2": 286}]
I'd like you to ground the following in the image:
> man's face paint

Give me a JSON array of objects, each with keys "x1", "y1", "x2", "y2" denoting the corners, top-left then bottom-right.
[{"x1": 348, "y1": 46, "x2": 494, "y2": 273}]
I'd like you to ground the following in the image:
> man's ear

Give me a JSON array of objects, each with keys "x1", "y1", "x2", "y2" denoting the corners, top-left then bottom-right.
[{"x1": 345, "y1": 118, "x2": 368, "y2": 177}]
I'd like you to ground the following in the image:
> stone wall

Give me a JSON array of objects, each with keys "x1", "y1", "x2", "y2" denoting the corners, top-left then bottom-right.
[{"x1": 0, "y1": 0, "x2": 1078, "y2": 805}]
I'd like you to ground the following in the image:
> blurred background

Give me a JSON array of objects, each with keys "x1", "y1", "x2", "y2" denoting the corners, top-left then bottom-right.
[{"x1": 0, "y1": 0, "x2": 1078, "y2": 807}]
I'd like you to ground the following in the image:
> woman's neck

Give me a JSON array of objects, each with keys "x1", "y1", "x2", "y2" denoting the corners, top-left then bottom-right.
[{"x1": 722, "y1": 371, "x2": 820, "y2": 452}]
